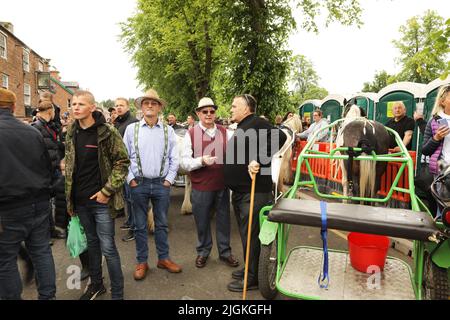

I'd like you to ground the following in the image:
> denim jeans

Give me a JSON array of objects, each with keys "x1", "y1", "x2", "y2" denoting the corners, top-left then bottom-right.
[
  {"x1": 191, "y1": 188, "x2": 232, "y2": 258},
  {"x1": 123, "y1": 184, "x2": 135, "y2": 229},
  {"x1": 75, "y1": 202, "x2": 124, "y2": 300},
  {"x1": 130, "y1": 178, "x2": 170, "y2": 263},
  {"x1": 0, "y1": 200, "x2": 56, "y2": 300}
]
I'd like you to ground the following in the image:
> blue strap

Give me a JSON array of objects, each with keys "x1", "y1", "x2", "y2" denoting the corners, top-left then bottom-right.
[{"x1": 318, "y1": 201, "x2": 329, "y2": 289}]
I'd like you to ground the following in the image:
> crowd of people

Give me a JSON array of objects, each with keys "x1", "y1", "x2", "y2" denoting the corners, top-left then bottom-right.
[
  {"x1": 0, "y1": 87, "x2": 287, "y2": 300},
  {"x1": 1, "y1": 83, "x2": 448, "y2": 300}
]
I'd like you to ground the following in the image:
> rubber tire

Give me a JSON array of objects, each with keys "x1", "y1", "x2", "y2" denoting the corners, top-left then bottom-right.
[
  {"x1": 258, "y1": 239, "x2": 278, "y2": 300},
  {"x1": 422, "y1": 253, "x2": 449, "y2": 300}
]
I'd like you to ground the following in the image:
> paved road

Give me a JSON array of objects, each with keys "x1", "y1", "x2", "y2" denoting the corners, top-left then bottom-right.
[{"x1": 21, "y1": 187, "x2": 412, "y2": 300}]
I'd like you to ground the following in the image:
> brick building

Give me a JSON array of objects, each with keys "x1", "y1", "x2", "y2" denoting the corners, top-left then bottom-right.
[{"x1": 0, "y1": 22, "x2": 78, "y2": 118}]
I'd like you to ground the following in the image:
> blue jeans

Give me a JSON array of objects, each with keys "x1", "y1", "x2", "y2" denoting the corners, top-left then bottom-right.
[
  {"x1": 0, "y1": 200, "x2": 56, "y2": 300},
  {"x1": 124, "y1": 184, "x2": 135, "y2": 229},
  {"x1": 75, "y1": 202, "x2": 124, "y2": 300},
  {"x1": 191, "y1": 188, "x2": 232, "y2": 258},
  {"x1": 130, "y1": 178, "x2": 170, "y2": 263}
]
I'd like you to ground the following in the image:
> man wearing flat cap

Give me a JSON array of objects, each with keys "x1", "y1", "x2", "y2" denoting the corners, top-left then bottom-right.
[
  {"x1": 180, "y1": 97, "x2": 239, "y2": 269},
  {"x1": 123, "y1": 89, "x2": 181, "y2": 280},
  {"x1": 0, "y1": 88, "x2": 56, "y2": 300}
]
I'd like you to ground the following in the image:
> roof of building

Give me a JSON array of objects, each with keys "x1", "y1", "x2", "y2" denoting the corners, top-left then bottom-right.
[{"x1": 0, "y1": 24, "x2": 48, "y2": 62}]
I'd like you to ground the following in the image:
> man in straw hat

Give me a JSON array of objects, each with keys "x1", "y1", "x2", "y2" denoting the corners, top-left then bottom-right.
[
  {"x1": 180, "y1": 97, "x2": 239, "y2": 269},
  {"x1": 123, "y1": 89, "x2": 181, "y2": 280},
  {"x1": 224, "y1": 94, "x2": 287, "y2": 292},
  {"x1": 0, "y1": 88, "x2": 56, "y2": 299}
]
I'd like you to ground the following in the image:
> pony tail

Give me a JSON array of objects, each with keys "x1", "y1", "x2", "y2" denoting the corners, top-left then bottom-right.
[{"x1": 359, "y1": 158, "x2": 376, "y2": 200}]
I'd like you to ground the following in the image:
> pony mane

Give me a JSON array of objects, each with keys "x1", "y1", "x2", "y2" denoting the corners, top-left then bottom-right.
[{"x1": 345, "y1": 104, "x2": 362, "y2": 119}]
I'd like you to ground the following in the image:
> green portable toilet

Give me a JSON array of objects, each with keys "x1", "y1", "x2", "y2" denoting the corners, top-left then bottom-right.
[
  {"x1": 299, "y1": 99, "x2": 321, "y2": 121},
  {"x1": 376, "y1": 82, "x2": 426, "y2": 151},
  {"x1": 422, "y1": 75, "x2": 450, "y2": 121},
  {"x1": 347, "y1": 92, "x2": 378, "y2": 120},
  {"x1": 320, "y1": 94, "x2": 346, "y2": 124},
  {"x1": 415, "y1": 75, "x2": 450, "y2": 170}
]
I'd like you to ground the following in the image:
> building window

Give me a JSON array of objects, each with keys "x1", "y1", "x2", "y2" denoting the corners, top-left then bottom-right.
[
  {"x1": 0, "y1": 32, "x2": 6, "y2": 59},
  {"x1": 1, "y1": 74, "x2": 8, "y2": 89},
  {"x1": 38, "y1": 61, "x2": 44, "y2": 72},
  {"x1": 24, "y1": 84, "x2": 31, "y2": 106},
  {"x1": 23, "y1": 49, "x2": 30, "y2": 72}
]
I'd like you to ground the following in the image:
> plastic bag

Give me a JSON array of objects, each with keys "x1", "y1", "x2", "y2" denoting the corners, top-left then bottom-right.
[{"x1": 66, "y1": 216, "x2": 88, "y2": 258}]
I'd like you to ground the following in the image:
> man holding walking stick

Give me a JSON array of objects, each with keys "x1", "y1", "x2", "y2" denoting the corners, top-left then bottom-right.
[{"x1": 224, "y1": 94, "x2": 287, "y2": 292}]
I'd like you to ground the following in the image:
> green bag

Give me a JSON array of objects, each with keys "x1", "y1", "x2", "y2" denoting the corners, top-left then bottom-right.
[{"x1": 66, "y1": 216, "x2": 88, "y2": 258}]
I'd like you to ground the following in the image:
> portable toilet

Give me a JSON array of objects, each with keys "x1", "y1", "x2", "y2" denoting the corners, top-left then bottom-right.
[
  {"x1": 320, "y1": 94, "x2": 346, "y2": 124},
  {"x1": 347, "y1": 92, "x2": 378, "y2": 120},
  {"x1": 415, "y1": 75, "x2": 450, "y2": 170},
  {"x1": 422, "y1": 75, "x2": 450, "y2": 121},
  {"x1": 299, "y1": 99, "x2": 321, "y2": 122},
  {"x1": 376, "y1": 82, "x2": 426, "y2": 151}
]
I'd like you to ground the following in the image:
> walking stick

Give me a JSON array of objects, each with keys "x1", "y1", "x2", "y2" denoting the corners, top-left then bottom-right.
[{"x1": 242, "y1": 172, "x2": 257, "y2": 300}]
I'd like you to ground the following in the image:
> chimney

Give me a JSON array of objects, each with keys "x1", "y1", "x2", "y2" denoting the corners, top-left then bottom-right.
[
  {"x1": 0, "y1": 22, "x2": 14, "y2": 34},
  {"x1": 50, "y1": 70, "x2": 61, "y2": 81}
]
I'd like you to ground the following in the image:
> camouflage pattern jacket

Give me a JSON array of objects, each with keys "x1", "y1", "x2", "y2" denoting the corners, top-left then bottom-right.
[{"x1": 65, "y1": 116, "x2": 130, "y2": 218}]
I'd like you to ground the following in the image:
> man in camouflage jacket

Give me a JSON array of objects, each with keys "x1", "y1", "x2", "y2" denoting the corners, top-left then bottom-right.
[{"x1": 65, "y1": 90, "x2": 129, "y2": 300}]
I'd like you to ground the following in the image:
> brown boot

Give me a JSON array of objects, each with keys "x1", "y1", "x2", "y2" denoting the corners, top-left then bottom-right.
[
  {"x1": 157, "y1": 259, "x2": 182, "y2": 273},
  {"x1": 134, "y1": 263, "x2": 149, "y2": 280}
]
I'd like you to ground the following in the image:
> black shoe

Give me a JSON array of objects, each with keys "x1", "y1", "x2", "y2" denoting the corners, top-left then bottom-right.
[
  {"x1": 79, "y1": 283, "x2": 106, "y2": 300},
  {"x1": 51, "y1": 229, "x2": 67, "y2": 239},
  {"x1": 227, "y1": 279, "x2": 258, "y2": 292},
  {"x1": 120, "y1": 223, "x2": 131, "y2": 231},
  {"x1": 122, "y1": 230, "x2": 135, "y2": 242},
  {"x1": 232, "y1": 268, "x2": 245, "y2": 280},
  {"x1": 80, "y1": 268, "x2": 89, "y2": 281}
]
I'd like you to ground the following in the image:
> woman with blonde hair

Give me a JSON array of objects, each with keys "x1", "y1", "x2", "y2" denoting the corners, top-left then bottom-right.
[
  {"x1": 421, "y1": 84, "x2": 450, "y2": 175},
  {"x1": 416, "y1": 84, "x2": 450, "y2": 215}
]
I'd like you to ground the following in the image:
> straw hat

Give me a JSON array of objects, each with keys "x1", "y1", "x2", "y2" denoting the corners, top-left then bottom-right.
[
  {"x1": 196, "y1": 97, "x2": 218, "y2": 111},
  {"x1": 135, "y1": 89, "x2": 167, "y2": 108}
]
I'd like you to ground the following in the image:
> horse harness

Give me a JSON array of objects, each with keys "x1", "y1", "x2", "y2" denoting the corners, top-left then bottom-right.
[{"x1": 346, "y1": 138, "x2": 374, "y2": 194}]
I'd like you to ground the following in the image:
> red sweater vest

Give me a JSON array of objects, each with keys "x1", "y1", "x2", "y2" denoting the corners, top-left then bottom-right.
[{"x1": 189, "y1": 124, "x2": 227, "y2": 191}]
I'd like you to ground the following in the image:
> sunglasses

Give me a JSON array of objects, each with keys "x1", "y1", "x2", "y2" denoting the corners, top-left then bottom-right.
[{"x1": 201, "y1": 109, "x2": 216, "y2": 115}]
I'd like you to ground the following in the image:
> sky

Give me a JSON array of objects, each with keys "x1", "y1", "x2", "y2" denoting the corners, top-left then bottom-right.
[{"x1": 1, "y1": 0, "x2": 449, "y2": 102}]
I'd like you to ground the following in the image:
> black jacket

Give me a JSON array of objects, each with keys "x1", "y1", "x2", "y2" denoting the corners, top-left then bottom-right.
[
  {"x1": 0, "y1": 108, "x2": 52, "y2": 210},
  {"x1": 224, "y1": 114, "x2": 287, "y2": 193},
  {"x1": 31, "y1": 117, "x2": 64, "y2": 175},
  {"x1": 114, "y1": 111, "x2": 138, "y2": 137}
]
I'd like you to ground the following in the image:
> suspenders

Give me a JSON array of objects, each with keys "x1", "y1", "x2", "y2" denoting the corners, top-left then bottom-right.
[{"x1": 133, "y1": 121, "x2": 169, "y2": 180}]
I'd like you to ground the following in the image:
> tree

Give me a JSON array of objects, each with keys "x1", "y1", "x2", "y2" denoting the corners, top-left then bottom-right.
[
  {"x1": 362, "y1": 70, "x2": 396, "y2": 93},
  {"x1": 393, "y1": 10, "x2": 448, "y2": 83},
  {"x1": 121, "y1": 0, "x2": 363, "y2": 120},
  {"x1": 288, "y1": 54, "x2": 328, "y2": 108},
  {"x1": 429, "y1": 18, "x2": 450, "y2": 79},
  {"x1": 215, "y1": 0, "x2": 362, "y2": 119},
  {"x1": 121, "y1": 0, "x2": 224, "y2": 119}
]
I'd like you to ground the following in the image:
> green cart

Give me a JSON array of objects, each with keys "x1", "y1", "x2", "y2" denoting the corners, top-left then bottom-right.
[{"x1": 258, "y1": 119, "x2": 450, "y2": 300}]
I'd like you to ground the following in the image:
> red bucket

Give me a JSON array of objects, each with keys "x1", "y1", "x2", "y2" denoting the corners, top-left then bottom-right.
[{"x1": 347, "y1": 232, "x2": 390, "y2": 273}]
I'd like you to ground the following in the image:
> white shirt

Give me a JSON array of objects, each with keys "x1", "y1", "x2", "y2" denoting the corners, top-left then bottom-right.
[
  {"x1": 180, "y1": 123, "x2": 234, "y2": 172},
  {"x1": 298, "y1": 118, "x2": 329, "y2": 142},
  {"x1": 438, "y1": 111, "x2": 450, "y2": 166}
]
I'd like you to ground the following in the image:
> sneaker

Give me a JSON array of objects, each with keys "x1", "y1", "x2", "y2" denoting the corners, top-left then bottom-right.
[
  {"x1": 79, "y1": 283, "x2": 106, "y2": 300},
  {"x1": 122, "y1": 230, "x2": 135, "y2": 242},
  {"x1": 120, "y1": 223, "x2": 131, "y2": 231}
]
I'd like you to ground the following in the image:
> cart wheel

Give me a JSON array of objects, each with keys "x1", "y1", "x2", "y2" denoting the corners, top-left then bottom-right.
[
  {"x1": 422, "y1": 253, "x2": 449, "y2": 300},
  {"x1": 258, "y1": 239, "x2": 278, "y2": 300}
]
